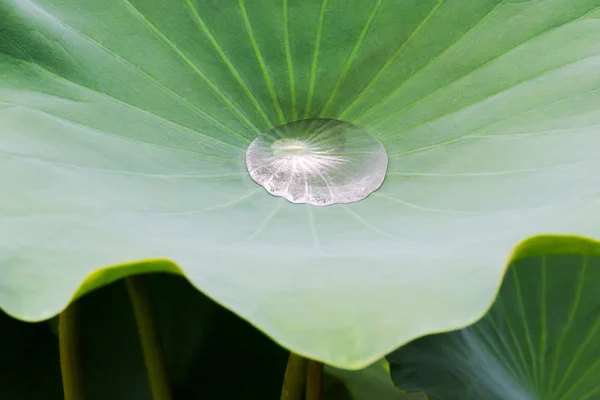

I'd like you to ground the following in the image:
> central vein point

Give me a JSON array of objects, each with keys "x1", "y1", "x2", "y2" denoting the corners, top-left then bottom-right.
[{"x1": 271, "y1": 139, "x2": 310, "y2": 156}]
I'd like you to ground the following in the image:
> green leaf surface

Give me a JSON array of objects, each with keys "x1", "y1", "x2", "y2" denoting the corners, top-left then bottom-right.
[
  {"x1": 1, "y1": 0, "x2": 600, "y2": 367},
  {"x1": 388, "y1": 251, "x2": 600, "y2": 400}
]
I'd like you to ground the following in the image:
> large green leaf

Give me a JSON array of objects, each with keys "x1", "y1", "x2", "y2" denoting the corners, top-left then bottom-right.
[
  {"x1": 388, "y1": 251, "x2": 600, "y2": 399},
  {"x1": 1, "y1": 0, "x2": 600, "y2": 367}
]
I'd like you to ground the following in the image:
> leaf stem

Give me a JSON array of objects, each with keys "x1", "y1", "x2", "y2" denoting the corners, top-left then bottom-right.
[
  {"x1": 59, "y1": 302, "x2": 84, "y2": 400},
  {"x1": 125, "y1": 276, "x2": 172, "y2": 400},
  {"x1": 306, "y1": 360, "x2": 324, "y2": 400},
  {"x1": 280, "y1": 352, "x2": 309, "y2": 400}
]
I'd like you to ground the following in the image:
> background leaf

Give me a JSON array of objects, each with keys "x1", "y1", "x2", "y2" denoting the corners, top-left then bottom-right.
[
  {"x1": 0, "y1": 274, "x2": 289, "y2": 399},
  {"x1": 326, "y1": 360, "x2": 427, "y2": 400},
  {"x1": 1, "y1": 0, "x2": 600, "y2": 367},
  {"x1": 0, "y1": 310, "x2": 63, "y2": 399},
  {"x1": 388, "y1": 249, "x2": 600, "y2": 400},
  {"x1": 2, "y1": 273, "x2": 426, "y2": 399}
]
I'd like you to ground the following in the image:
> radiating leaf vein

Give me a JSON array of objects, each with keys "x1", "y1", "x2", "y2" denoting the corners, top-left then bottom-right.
[
  {"x1": 238, "y1": 0, "x2": 286, "y2": 125},
  {"x1": 184, "y1": 0, "x2": 274, "y2": 128},
  {"x1": 303, "y1": 0, "x2": 329, "y2": 118},
  {"x1": 282, "y1": 0, "x2": 297, "y2": 120},
  {"x1": 121, "y1": 0, "x2": 262, "y2": 137},
  {"x1": 338, "y1": 0, "x2": 448, "y2": 120},
  {"x1": 374, "y1": 12, "x2": 600, "y2": 136},
  {"x1": 9, "y1": 0, "x2": 250, "y2": 147},
  {"x1": 319, "y1": 0, "x2": 383, "y2": 117}
]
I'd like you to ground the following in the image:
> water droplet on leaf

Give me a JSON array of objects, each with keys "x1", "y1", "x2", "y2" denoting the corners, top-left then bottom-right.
[{"x1": 245, "y1": 118, "x2": 388, "y2": 206}]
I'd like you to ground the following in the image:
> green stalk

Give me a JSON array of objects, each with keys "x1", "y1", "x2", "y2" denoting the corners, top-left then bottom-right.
[
  {"x1": 305, "y1": 360, "x2": 324, "y2": 400},
  {"x1": 59, "y1": 302, "x2": 84, "y2": 400},
  {"x1": 280, "y1": 352, "x2": 309, "y2": 400},
  {"x1": 125, "y1": 276, "x2": 172, "y2": 400}
]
